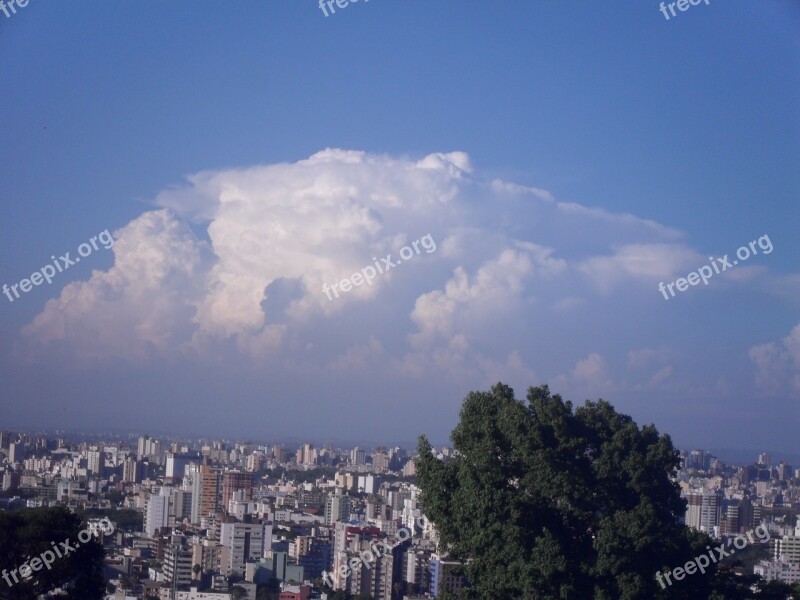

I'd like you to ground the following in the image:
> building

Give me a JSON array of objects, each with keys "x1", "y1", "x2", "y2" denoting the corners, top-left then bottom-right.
[
  {"x1": 166, "y1": 453, "x2": 196, "y2": 480},
  {"x1": 404, "y1": 549, "x2": 432, "y2": 595},
  {"x1": 8, "y1": 442, "x2": 26, "y2": 465},
  {"x1": 683, "y1": 490, "x2": 721, "y2": 534},
  {"x1": 191, "y1": 465, "x2": 220, "y2": 523},
  {"x1": 192, "y1": 538, "x2": 229, "y2": 578},
  {"x1": 87, "y1": 448, "x2": 104, "y2": 476},
  {"x1": 279, "y1": 584, "x2": 311, "y2": 600},
  {"x1": 774, "y1": 524, "x2": 800, "y2": 563},
  {"x1": 222, "y1": 471, "x2": 253, "y2": 511},
  {"x1": 164, "y1": 543, "x2": 194, "y2": 588},
  {"x1": 350, "y1": 447, "x2": 366, "y2": 466},
  {"x1": 123, "y1": 457, "x2": 142, "y2": 483},
  {"x1": 296, "y1": 443, "x2": 317, "y2": 466},
  {"x1": 325, "y1": 492, "x2": 351, "y2": 525},
  {"x1": 430, "y1": 554, "x2": 467, "y2": 598},
  {"x1": 357, "y1": 474, "x2": 379, "y2": 495},
  {"x1": 754, "y1": 559, "x2": 800, "y2": 584},
  {"x1": 145, "y1": 492, "x2": 170, "y2": 537},
  {"x1": 295, "y1": 538, "x2": 331, "y2": 580},
  {"x1": 220, "y1": 519, "x2": 265, "y2": 576}
]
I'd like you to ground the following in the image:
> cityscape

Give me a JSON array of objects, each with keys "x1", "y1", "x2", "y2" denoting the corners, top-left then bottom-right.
[{"x1": 1, "y1": 430, "x2": 800, "y2": 598}]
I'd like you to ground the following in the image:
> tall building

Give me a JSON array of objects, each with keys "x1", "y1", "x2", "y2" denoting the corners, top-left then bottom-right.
[
  {"x1": 219, "y1": 519, "x2": 265, "y2": 576},
  {"x1": 164, "y1": 542, "x2": 193, "y2": 589},
  {"x1": 137, "y1": 436, "x2": 150, "y2": 459},
  {"x1": 296, "y1": 443, "x2": 317, "y2": 466},
  {"x1": 358, "y1": 474, "x2": 379, "y2": 495},
  {"x1": 145, "y1": 492, "x2": 170, "y2": 537},
  {"x1": 166, "y1": 453, "x2": 196, "y2": 480},
  {"x1": 684, "y1": 490, "x2": 722, "y2": 534},
  {"x1": 371, "y1": 452, "x2": 390, "y2": 472},
  {"x1": 775, "y1": 525, "x2": 800, "y2": 563},
  {"x1": 8, "y1": 442, "x2": 26, "y2": 465},
  {"x1": 123, "y1": 457, "x2": 141, "y2": 483},
  {"x1": 222, "y1": 471, "x2": 253, "y2": 511},
  {"x1": 325, "y1": 492, "x2": 351, "y2": 525},
  {"x1": 87, "y1": 448, "x2": 104, "y2": 476},
  {"x1": 350, "y1": 447, "x2": 366, "y2": 466},
  {"x1": 191, "y1": 465, "x2": 220, "y2": 523}
]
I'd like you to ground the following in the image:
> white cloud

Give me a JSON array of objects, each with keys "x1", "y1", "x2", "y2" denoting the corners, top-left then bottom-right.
[
  {"x1": 749, "y1": 324, "x2": 800, "y2": 396},
  {"x1": 14, "y1": 148, "x2": 792, "y2": 398}
]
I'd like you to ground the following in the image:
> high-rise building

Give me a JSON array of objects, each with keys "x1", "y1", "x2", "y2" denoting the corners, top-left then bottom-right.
[
  {"x1": 219, "y1": 519, "x2": 265, "y2": 576},
  {"x1": 145, "y1": 492, "x2": 170, "y2": 537},
  {"x1": 166, "y1": 453, "x2": 196, "y2": 480},
  {"x1": 191, "y1": 465, "x2": 220, "y2": 523},
  {"x1": 123, "y1": 457, "x2": 141, "y2": 483},
  {"x1": 357, "y1": 474, "x2": 378, "y2": 495},
  {"x1": 164, "y1": 543, "x2": 193, "y2": 588},
  {"x1": 222, "y1": 471, "x2": 252, "y2": 511},
  {"x1": 350, "y1": 447, "x2": 366, "y2": 466},
  {"x1": 777, "y1": 462, "x2": 793, "y2": 481},
  {"x1": 325, "y1": 492, "x2": 351, "y2": 525},
  {"x1": 87, "y1": 448, "x2": 104, "y2": 476},
  {"x1": 684, "y1": 490, "x2": 721, "y2": 533},
  {"x1": 296, "y1": 443, "x2": 317, "y2": 466},
  {"x1": 404, "y1": 549, "x2": 432, "y2": 596},
  {"x1": 371, "y1": 452, "x2": 390, "y2": 472},
  {"x1": 8, "y1": 442, "x2": 26, "y2": 465}
]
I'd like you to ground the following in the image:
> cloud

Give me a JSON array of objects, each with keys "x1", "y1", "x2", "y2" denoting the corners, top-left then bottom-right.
[
  {"x1": 549, "y1": 352, "x2": 616, "y2": 401},
  {"x1": 18, "y1": 209, "x2": 211, "y2": 365},
  {"x1": 14, "y1": 148, "x2": 791, "y2": 396},
  {"x1": 749, "y1": 324, "x2": 800, "y2": 396}
]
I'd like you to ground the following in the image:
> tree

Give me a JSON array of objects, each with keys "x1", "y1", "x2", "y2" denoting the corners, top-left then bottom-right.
[
  {"x1": 0, "y1": 506, "x2": 106, "y2": 600},
  {"x1": 416, "y1": 383, "x2": 717, "y2": 600},
  {"x1": 231, "y1": 586, "x2": 248, "y2": 600},
  {"x1": 192, "y1": 563, "x2": 202, "y2": 580}
]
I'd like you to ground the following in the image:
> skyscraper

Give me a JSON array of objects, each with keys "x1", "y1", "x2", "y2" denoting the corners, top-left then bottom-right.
[
  {"x1": 222, "y1": 471, "x2": 252, "y2": 511},
  {"x1": 191, "y1": 465, "x2": 220, "y2": 523}
]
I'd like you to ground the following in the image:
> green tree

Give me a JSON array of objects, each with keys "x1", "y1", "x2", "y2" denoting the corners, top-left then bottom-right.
[
  {"x1": 0, "y1": 506, "x2": 106, "y2": 600},
  {"x1": 231, "y1": 585, "x2": 248, "y2": 600},
  {"x1": 416, "y1": 383, "x2": 718, "y2": 600}
]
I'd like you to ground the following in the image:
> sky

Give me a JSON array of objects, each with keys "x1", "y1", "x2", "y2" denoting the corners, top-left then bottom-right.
[{"x1": 0, "y1": 0, "x2": 798, "y2": 455}]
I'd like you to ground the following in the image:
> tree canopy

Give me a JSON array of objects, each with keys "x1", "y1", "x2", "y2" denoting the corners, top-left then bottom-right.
[
  {"x1": 0, "y1": 506, "x2": 106, "y2": 600},
  {"x1": 416, "y1": 383, "x2": 719, "y2": 600}
]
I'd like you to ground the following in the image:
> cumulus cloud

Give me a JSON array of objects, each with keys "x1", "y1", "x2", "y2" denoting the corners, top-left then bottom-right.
[
  {"x1": 749, "y1": 324, "x2": 800, "y2": 396},
  {"x1": 14, "y1": 148, "x2": 787, "y2": 393},
  {"x1": 554, "y1": 352, "x2": 616, "y2": 398},
  {"x1": 19, "y1": 209, "x2": 211, "y2": 365}
]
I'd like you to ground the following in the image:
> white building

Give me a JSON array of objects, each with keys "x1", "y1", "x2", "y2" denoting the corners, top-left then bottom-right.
[
  {"x1": 145, "y1": 492, "x2": 170, "y2": 537},
  {"x1": 219, "y1": 520, "x2": 265, "y2": 576},
  {"x1": 754, "y1": 559, "x2": 800, "y2": 584}
]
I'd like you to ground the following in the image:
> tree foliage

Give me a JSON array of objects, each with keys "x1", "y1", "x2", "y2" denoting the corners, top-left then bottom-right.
[
  {"x1": 0, "y1": 506, "x2": 106, "y2": 600},
  {"x1": 416, "y1": 383, "x2": 718, "y2": 600}
]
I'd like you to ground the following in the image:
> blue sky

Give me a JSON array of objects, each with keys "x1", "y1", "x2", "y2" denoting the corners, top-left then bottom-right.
[{"x1": 0, "y1": 0, "x2": 798, "y2": 455}]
